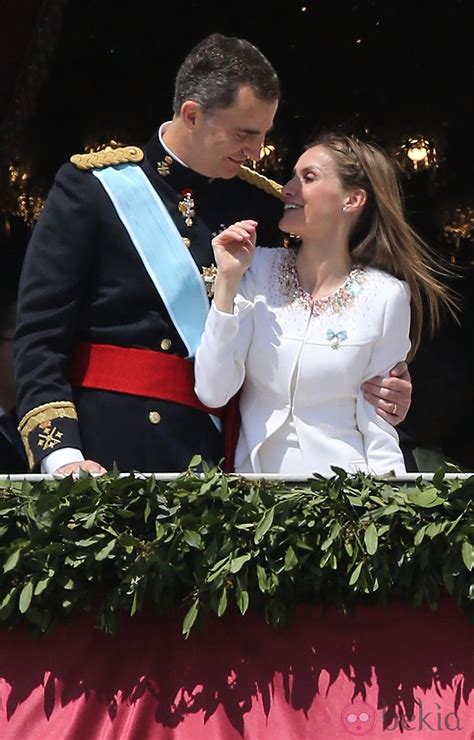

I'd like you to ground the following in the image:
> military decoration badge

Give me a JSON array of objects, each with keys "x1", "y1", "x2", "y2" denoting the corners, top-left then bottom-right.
[
  {"x1": 157, "y1": 155, "x2": 173, "y2": 176},
  {"x1": 202, "y1": 264, "x2": 218, "y2": 297},
  {"x1": 178, "y1": 188, "x2": 195, "y2": 227},
  {"x1": 37, "y1": 420, "x2": 63, "y2": 451}
]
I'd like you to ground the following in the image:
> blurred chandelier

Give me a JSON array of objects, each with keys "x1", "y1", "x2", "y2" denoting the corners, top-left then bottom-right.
[{"x1": 400, "y1": 136, "x2": 438, "y2": 172}]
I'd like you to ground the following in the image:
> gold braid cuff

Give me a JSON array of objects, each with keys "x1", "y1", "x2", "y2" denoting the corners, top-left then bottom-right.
[
  {"x1": 237, "y1": 165, "x2": 284, "y2": 200},
  {"x1": 19, "y1": 401, "x2": 78, "y2": 469},
  {"x1": 70, "y1": 146, "x2": 144, "y2": 170}
]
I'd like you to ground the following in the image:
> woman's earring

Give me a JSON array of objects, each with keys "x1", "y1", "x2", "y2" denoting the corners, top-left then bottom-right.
[{"x1": 342, "y1": 204, "x2": 349, "y2": 212}]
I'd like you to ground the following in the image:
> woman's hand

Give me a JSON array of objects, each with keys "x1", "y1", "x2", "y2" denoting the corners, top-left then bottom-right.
[
  {"x1": 212, "y1": 220, "x2": 258, "y2": 284},
  {"x1": 212, "y1": 220, "x2": 258, "y2": 313}
]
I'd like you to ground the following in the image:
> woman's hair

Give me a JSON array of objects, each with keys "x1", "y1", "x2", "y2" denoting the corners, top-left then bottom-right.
[{"x1": 308, "y1": 132, "x2": 459, "y2": 358}]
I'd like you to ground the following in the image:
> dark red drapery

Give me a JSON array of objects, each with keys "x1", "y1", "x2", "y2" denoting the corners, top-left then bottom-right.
[{"x1": 0, "y1": 598, "x2": 472, "y2": 739}]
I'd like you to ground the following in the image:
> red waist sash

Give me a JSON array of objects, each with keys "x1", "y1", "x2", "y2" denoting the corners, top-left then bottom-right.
[{"x1": 69, "y1": 342, "x2": 224, "y2": 418}]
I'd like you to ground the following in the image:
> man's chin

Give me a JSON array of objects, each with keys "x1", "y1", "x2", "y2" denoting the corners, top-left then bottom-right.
[
  {"x1": 206, "y1": 159, "x2": 244, "y2": 180},
  {"x1": 226, "y1": 158, "x2": 245, "y2": 174}
]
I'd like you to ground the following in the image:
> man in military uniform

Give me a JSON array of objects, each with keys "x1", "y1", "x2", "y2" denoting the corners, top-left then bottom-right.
[{"x1": 14, "y1": 33, "x2": 411, "y2": 475}]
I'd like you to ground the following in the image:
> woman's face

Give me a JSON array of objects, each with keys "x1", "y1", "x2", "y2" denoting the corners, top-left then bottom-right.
[{"x1": 279, "y1": 144, "x2": 348, "y2": 238}]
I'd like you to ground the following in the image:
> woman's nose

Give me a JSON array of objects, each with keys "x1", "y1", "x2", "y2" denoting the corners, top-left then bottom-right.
[{"x1": 282, "y1": 177, "x2": 297, "y2": 198}]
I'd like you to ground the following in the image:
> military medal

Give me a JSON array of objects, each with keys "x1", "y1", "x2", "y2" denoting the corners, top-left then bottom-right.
[
  {"x1": 157, "y1": 155, "x2": 173, "y2": 176},
  {"x1": 178, "y1": 188, "x2": 195, "y2": 227},
  {"x1": 201, "y1": 264, "x2": 218, "y2": 297}
]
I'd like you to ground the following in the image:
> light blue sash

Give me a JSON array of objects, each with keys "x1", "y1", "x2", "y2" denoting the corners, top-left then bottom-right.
[{"x1": 93, "y1": 164, "x2": 209, "y2": 358}]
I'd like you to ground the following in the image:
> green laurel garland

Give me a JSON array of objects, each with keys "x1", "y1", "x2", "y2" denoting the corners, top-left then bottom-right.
[{"x1": 0, "y1": 460, "x2": 473, "y2": 637}]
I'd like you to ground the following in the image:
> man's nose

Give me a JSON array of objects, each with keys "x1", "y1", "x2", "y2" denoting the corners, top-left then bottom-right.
[{"x1": 243, "y1": 138, "x2": 265, "y2": 162}]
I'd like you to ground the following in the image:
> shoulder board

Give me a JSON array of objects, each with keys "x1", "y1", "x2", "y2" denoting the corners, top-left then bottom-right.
[
  {"x1": 237, "y1": 164, "x2": 284, "y2": 200},
  {"x1": 70, "y1": 145, "x2": 144, "y2": 170}
]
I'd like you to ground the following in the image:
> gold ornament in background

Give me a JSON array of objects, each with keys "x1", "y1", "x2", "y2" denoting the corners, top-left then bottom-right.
[
  {"x1": 6, "y1": 158, "x2": 45, "y2": 227},
  {"x1": 398, "y1": 135, "x2": 438, "y2": 174},
  {"x1": 82, "y1": 137, "x2": 127, "y2": 154},
  {"x1": 8, "y1": 161, "x2": 31, "y2": 187},
  {"x1": 440, "y1": 203, "x2": 474, "y2": 262},
  {"x1": 247, "y1": 139, "x2": 287, "y2": 178},
  {"x1": 16, "y1": 193, "x2": 45, "y2": 227}
]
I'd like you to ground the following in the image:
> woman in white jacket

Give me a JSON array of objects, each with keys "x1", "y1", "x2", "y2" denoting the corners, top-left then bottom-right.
[{"x1": 194, "y1": 133, "x2": 457, "y2": 477}]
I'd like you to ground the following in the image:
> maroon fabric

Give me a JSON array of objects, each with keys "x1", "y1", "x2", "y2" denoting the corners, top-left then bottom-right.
[{"x1": 0, "y1": 599, "x2": 472, "y2": 739}]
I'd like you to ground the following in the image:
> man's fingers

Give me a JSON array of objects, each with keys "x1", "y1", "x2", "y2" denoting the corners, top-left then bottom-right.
[
  {"x1": 362, "y1": 376, "x2": 412, "y2": 401},
  {"x1": 389, "y1": 360, "x2": 409, "y2": 378},
  {"x1": 54, "y1": 460, "x2": 107, "y2": 476},
  {"x1": 363, "y1": 389, "x2": 409, "y2": 424}
]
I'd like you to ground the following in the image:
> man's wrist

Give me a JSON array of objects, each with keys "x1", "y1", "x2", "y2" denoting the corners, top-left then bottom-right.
[{"x1": 41, "y1": 448, "x2": 85, "y2": 474}]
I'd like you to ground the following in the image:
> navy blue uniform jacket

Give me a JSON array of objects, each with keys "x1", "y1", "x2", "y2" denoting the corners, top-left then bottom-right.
[{"x1": 14, "y1": 132, "x2": 283, "y2": 472}]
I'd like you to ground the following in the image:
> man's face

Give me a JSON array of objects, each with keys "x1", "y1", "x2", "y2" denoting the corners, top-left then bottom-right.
[{"x1": 191, "y1": 85, "x2": 278, "y2": 179}]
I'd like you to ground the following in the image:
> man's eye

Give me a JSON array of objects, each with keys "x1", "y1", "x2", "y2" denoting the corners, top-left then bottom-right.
[{"x1": 236, "y1": 132, "x2": 248, "y2": 140}]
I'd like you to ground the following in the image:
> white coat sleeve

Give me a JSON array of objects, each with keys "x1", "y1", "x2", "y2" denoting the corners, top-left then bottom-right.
[
  {"x1": 194, "y1": 250, "x2": 259, "y2": 408},
  {"x1": 356, "y1": 280, "x2": 411, "y2": 475}
]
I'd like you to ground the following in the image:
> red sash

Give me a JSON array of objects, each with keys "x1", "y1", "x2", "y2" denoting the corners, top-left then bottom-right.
[{"x1": 69, "y1": 342, "x2": 240, "y2": 472}]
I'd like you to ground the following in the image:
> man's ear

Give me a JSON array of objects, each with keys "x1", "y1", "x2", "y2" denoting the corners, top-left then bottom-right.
[
  {"x1": 344, "y1": 188, "x2": 367, "y2": 212},
  {"x1": 180, "y1": 100, "x2": 200, "y2": 130}
]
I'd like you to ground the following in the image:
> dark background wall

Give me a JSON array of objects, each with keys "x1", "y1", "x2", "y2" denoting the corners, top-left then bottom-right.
[{"x1": 1, "y1": 0, "x2": 473, "y2": 467}]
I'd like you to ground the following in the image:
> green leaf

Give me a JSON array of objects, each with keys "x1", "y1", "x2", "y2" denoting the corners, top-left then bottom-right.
[
  {"x1": 182, "y1": 599, "x2": 199, "y2": 636},
  {"x1": 143, "y1": 500, "x2": 151, "y2": 523},
  {"x1": 257, "y1": 564, "x2": 268, "y2": 592},
  {"x1": 19, "y1": 581, "x2": 34, "y2": 613},
  {"x1": 95, "y1": 539, "x2": 116, "y2": 561},
  {"x1": 182, "y1": 530, "x2": 202, "y2": 549},
  {"x1": 34, "y1": 577, "x2": 51, "y2": 596},
  {"x1": 349, "y1": 562, "x2": 363, "y2": 586},
  {"x1": 236, "y1": 587, "x2": 249, "y2": 615},
  {"x1": 284, "y1": 546, "x2": 298, "y2": 570},
  {"x1": 254, "y1": 507, "x2": 275, "y2": 544},
  {"x1": 414, "y1": 525, "x2": 427, "y2": 546},
  {"x1": 188, "y1": 455, "x2": 202, "y2": 469},
  {"x1": 409, "y1": 489, "x2": 443, "y2": 508},
  {"x1": 364, "y1": 523, "x2": 378, "y2": 555},
  {"x1": 84, "y1": 510, "x2": 98, "y2": 529},
  {"x1": 3, "y1": 548, "x2": 21, "y2": 573},
  {"x1": 461, "y1": 540, "x2": 473, "y2": 571},
  {"x1": 217, "y1": 588, "x2": 228, "y2": 616},
  {"x1": 425, "y1": 522, "x2": 444, "y2": 539},
  {"x1": 378, "y1": 503, "x2": 399, "y2": 517},
  {"x1": 229, "y1": 553, "x2": 252, "y2": 574},
  {"x1": 0, "y1": 587, "x2": 18, "y2": 620}
]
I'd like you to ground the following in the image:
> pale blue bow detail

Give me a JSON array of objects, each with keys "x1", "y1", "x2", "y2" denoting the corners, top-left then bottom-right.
[{"x1": 327, "y1": 329, "x2": 347, "y2": 349}]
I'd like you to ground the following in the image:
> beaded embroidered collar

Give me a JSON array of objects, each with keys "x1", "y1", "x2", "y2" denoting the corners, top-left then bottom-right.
[{"x1": 278, "y1": 248, "x2": 366, "y2": 314}]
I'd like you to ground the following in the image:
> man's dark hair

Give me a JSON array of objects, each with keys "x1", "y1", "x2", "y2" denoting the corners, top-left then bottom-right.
[{"x1": 173, "y1": 33, "x2": 280, "y2": 115}]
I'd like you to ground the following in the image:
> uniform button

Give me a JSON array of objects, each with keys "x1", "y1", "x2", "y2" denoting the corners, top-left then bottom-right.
[
  {"x1": 148, "y1": 411, "x2": 161, "y2": 424},
  {"x1": 160, "y1": 338, "x2": 171, "y2": 351},
  {"x1": 182, "y1": 237, "x2": 191, "y2": 248}
]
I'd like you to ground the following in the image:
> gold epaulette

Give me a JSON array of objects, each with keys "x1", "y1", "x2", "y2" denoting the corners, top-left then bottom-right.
[
  {"x1": 70, "y1": 146, "x2": 144, "y2": 170},
  {"x1": 237, "y1": 164, "x2": 284, "y2": 200}
]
